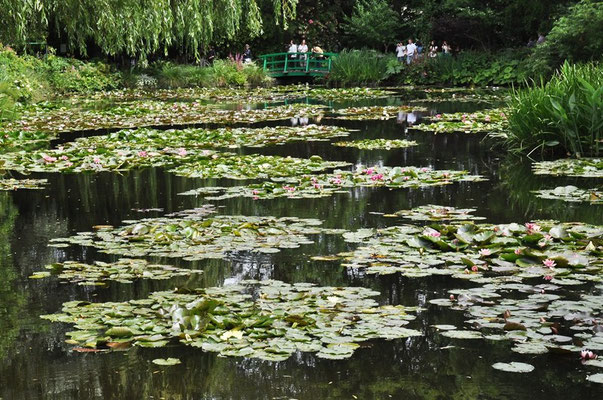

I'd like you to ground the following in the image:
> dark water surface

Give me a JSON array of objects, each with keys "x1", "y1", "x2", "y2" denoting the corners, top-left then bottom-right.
[{"x1": 0, "y1": 91, "x2": 601, "y2": 399}]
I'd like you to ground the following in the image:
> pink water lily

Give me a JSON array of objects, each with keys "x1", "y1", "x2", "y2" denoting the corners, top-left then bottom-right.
[
  {"x1": 471, "y1": 265, "x2": 479, "y2": 272},
  {"x1": 138, "y1": 151, "x2": 148, "y2": 157},
  {"x1": 435, "y1": 114, "x2": 442, "y2": 119},
  {"x1": 525, "y1": 222, "x2": 541, "y2": 233},
  {"x1": 479, "y1": 249, "x2": 492, "y2": 257},
  {"x1": 484, "y1": 115, "x2": 491, "y2": 122},
  {"x1": 313, "y1": 184, "x2": 321, "y2": 189},
  {"x1": 60, "y1": 155, "x2": 69, "y2": 161},
  {"x1": 427, "y1": 231, "x2": 441, "y2": 238},
  {"x1": 177, "y1": 148, "x2": 187, "y2": 157},
  {"x1": 93, "y1": 157, "x2": 101, "y2": 164},
  {"x1": 364, "y1": 168, "x2": 374, "y2": 175},
  {"x1": 543, "y1": 259, "x2": 556, "y2": 268},
  {"x1": 544, "y1": 275, "x2": 553, "y2": 281},
  {"x1": 332, "y1": 178, "x2": 342, "y2": 185},
  {"x1": 251, "y1": 189, "x2": 259, "y2": 195},
  {"x1": 581, "y1": 349, "x2": 597, "y2": 360},
  {"x1": 42, "y1": 154, "x2": 57, "y2": 163},
  {"x1": 420, "y1": 167, "x2": 429, "y2": 173},
  {"x1": 514, "y1": 248, "x2": 522, "y2": 255},
  {"x1": 370, "y1": 173, "x2": 384, "y2": 181}
]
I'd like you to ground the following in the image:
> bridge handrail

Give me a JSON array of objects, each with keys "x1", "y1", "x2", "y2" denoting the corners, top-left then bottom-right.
[{"x1": 258, "y1": 52, "x2": 337, "y2": 76}]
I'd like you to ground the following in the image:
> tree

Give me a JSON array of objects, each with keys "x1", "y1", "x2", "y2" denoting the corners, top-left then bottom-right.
[
  {"x1": 0, "y1": 0, "x2": 299, "y2": 59},
  {"x1": 342, "y1": 0, "x2": 400, "y2": 51}
]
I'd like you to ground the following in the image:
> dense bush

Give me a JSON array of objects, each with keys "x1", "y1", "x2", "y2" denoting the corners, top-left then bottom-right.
[
  {"x1": 397, "y1": 50, "x2": 531, "y2": 86},
  {"x1": 147, "y1": 60, "x2": 272, "y2": 89},
  {"x1": 530, "y1": 0, "x2": 603, "y2": 75},
  {"x1": 505, "y1": 62, "x2": 602, "y2": 157},
  {"x1": 40, "y1": 55, "x2": 120, "y2": 93},
  {"x1": 327, "y1": 50, "x2": 393, "y2": 87}
]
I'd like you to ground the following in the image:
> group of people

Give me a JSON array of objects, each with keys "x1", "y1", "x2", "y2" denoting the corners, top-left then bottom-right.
[
  {"x1": 396, "y1": 39, "x2": 453, "y2": 64},
  {"x1": 287, "y1": 39, "x2": 325, "y2": 67}
]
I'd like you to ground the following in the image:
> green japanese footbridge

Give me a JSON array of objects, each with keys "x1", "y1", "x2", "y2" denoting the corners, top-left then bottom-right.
[{"x1": 259, "y1": 52, "x2": 338, "y2": 78}]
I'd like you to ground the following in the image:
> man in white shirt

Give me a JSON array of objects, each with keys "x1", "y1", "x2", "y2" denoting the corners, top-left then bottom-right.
[{"x1": 406, "y1": 39, "x2": 417, "y2": 64}]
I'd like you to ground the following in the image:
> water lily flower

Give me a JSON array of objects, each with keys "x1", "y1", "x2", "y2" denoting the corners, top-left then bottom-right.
[
  {"x1": 449, "y1": 294, "x2": 455, "y2": 301},
  {"x1": 581, "y1": 349, "x2": 597, "y2": 360},
  {"x1": 177, "y1": 148, "x2": 187, "y2": 157},
  {"x1": 471, "y1": 265, "x2": 479, "y2": 272},
  {"x1": 478, "y1": 249, "x2": 491, "y2": 257},
  {"x1": 65, "y1": 162, "x2": 73, "y2": 167},
  {"x1": 420, "y1": 167, "x2": 429, "y2": 173},
  {"x1": 93, "y1": 157, "x2": 101, "y2": 164},
  {"x1": 525, "y1": 222, "x2": 541, "y2": 233},
  {"x1": 308, "y1": 19, "x2": 314, "y2": 24},
  {"x1": 544, "y1": 275, "x2": 553, "y2": 281},
  {"x1": 484, "y1": 115, "x2": 491, "y2": 122},
  {"x1": 364, "y1": 168, "x2": 374, "y2": 175},
  {"x1": 251, "y1": 189, "x2": 259, "y2": 195},
  {"x1": 514, "y1": 248, "x2": 522, "y2": 255},
  {"x1": 42, "y1": 154, "x2": 57, "y2": 163},
  {"x1": 435, "y1": 114, "x2": 442, "y2": 119},
  {"x1": 313, "y1": 184, "x2": 321, "y2": 190},
  {"x1": 60, "y1": 155, "x2": 69, "y2": 161},
  {"x1": 138, "y1": 151, "x2": 148, "y2": 157},
  {"x1": 370, "y1": 173, "x2": 384, "y2": 181},
  {"x1": 332, "y1": 178, "x2": 342, "y2": 185},
  {"x1": 543, "y1": 259, "x2": 556, "y2": 268},
  {"x1": 58, "y1": 146, "x2": 64, "y2": 151},
  {"x1": 427, "y1": 231, "x2": 441, "y2": 238}
]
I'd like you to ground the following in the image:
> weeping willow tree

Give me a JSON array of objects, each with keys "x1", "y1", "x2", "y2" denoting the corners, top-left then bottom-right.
[{"x1": 0, "y1": 0, "x2": 297, "y2": 58}]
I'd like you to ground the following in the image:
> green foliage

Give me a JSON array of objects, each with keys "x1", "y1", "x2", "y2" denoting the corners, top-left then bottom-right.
[
  {"x1": 0, "y1": 0, "x2": 298, "y2": 60},
  {"x1": 505, "y1": 62, "x2": 603, "y2": 157},
  {"x1": 342, "y1": 0, "x2": 400, "y2": 51},
  {"x1": 327, "y1": 50, "x2": 391, "y2": 87},
  {"x1": 40, "y1": 55, "x2": 120, "y2": 93},
  {"x1": 530, "y1": 0, "x2": 603, "y2": 74},
  {"x1": 146, "y1": 60, "x2": 272, "y2": 89},
  {"x1": 398, "y1": 50, "x2": 531, "y2": 86}
]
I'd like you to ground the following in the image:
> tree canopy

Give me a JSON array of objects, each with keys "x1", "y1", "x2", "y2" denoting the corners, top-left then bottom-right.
[{"x1": 0, "y1": 0, "x2": 298, "y2": 58}]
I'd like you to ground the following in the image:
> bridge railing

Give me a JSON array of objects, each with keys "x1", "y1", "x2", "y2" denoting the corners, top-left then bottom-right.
[{"x1": 258, "y1": 52, "x2": 337, "y2": 76}]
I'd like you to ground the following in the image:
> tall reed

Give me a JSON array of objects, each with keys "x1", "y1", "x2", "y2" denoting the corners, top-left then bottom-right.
[
  {"x1": 506, "y1": 62, "x2": 602, "y2": 157},
  {"x1": 327, "y1": 50, "x2": 390, "y2": 87}
]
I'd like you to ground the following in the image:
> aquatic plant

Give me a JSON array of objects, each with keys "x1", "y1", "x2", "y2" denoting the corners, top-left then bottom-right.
[
  {"x1": 29, "y1": 258, "x2": 201, "y2": 286},
  {"x1": 179, "y1": 166, "x2": 486, "y2": 200},
  {"x1": 333, "y1": 106, "x2": 427, "y2": 121},
  {"x1": 505, "y1": 62, "x2": 602, "y2": 157},
  {"x1": 532, "y1": 158, "x2": 602, "y2": 178},
  {"x1": 383, "y1": 205, "x2": 486, "y2": 221},
  {"x1": 51, "y1": 213, "x2": 343, "y2": 261},
  {"x1": 0, "y1": 177, "x2": 47, "y2": 190},
  {"x1": 41, "y1": 280, "x2": 422, "y2": 360},
  {"x1": 532, "y1": 186, "x2": 602, "y2": 204},
  {"x1": 332, "y1": 139, "x2": 417, "y2": 150}
]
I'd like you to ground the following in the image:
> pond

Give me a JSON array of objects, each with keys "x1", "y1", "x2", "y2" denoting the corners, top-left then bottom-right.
[{"x1": 0, "y1": 87, "x2": 601, "y2": 399}]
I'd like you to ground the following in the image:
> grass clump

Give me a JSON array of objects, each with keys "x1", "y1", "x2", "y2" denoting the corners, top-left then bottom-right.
[
  {"x1": 505, "y1": 62, "x2": 602, "y2": 157},
  {"x1": 327, "y1": 50, "x2": 392, "y2": 87}
]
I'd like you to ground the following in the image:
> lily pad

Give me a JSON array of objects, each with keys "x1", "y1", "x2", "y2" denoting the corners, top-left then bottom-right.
[
  {"x1": 492, "y1": 362, "x2": 534, "y2": 373},
  {"x1": 332, "y1": 139, "x2": 418, "y2": 150},
  {"x1": 152, "y1": 358, "x2": 181, "y2": 366}
]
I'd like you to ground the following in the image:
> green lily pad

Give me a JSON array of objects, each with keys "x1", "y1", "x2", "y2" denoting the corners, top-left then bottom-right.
[
  {"x1": 152, "y1": 358, "x2": 181, "y2": 366},
  {"x1": 492, "y1": 362, "x2": 534, "y2": 373}
]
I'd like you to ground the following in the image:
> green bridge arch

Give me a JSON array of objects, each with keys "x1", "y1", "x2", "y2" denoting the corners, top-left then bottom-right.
[{"x1": 258, "y1": 52, "x2": 338, "y2": 78}]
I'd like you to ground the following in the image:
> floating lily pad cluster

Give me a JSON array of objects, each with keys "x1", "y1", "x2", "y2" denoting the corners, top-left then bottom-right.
[
  {"x1": 41, "y1": 280, "x2": 422, "y2": 360},
  {"x1": 411, "y1": 109, "x2": 507, "y2": 135},
  {"x1": 384, "y1": 205, "x2": 486, "y2": 221},
  {"x1": 179, "y1": 166, "x2": 486, "y2": 200},
  {"x1": 6, "y1": 103, "x2": 326, "y2": 133},
  {"x1": 428, "y1": 279, "x2": 603, "y2": 361},
  {"x1": 533, "y1": 186, "x2": 602, "y2": 204},
  {"x1": 0, "y1": 144, "x2": 348, "y2": 179},
  {"x1": 532, "y1": 159, "x2": 603, "y2": 178},
  {"x1": 0, "y1": 177, "x2": 48, "y2": 190},
  {"x1": 69, "y1": 86, "x2": 396, "y2": 103},
  {"x1": 29, "y1": 258, "x2": 200, "y2": 286},
  {"x1": 334, "y1": 221, "x2": 602, "y2": 278},
  {"x1": 75, "y1": 125, "x2": 352, "y2": 149},
  {"x1": 51, "y1": 214, "x2": 341, "y2": 261},
  {"x1": 333, "y1": 106, "x2": 427, "y2": 121},
  {"x1": 332, "y1": 139, "x2": 418, "y2": 150}
]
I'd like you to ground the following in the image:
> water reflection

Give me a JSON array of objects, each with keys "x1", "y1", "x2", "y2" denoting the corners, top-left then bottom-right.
[{"x1": 0, "y1": 91, "x2": 601, "y2": 399}]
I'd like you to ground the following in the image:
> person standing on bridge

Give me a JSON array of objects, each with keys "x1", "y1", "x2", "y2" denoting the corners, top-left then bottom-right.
[
  {"x1": 243, "y1": 44, "x2": 252, "y2": 63},
  {"x1": 298, "y1": 39, "x2": 309, "y2": 68},
  {"x1": 288, "y1": 40, "x2": 298, "y2": 69}
]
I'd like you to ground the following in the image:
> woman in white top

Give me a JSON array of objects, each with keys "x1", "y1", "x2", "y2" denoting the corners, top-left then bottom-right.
[
  {"x1": 298, "y1": 39, "x2": 308, "y2": 68},
  {"x1": 442, "y1": 41, "x2": 451, "y2": 55},
  {"x1": 288, "y1": 40, "x2": 298, "y2": 58},
  {"x1": 395, "y1": 42, "x2": 406, "y2": 62},
  {"x1": 428, "y1": 40, "x2": 438, "y2": 58}
]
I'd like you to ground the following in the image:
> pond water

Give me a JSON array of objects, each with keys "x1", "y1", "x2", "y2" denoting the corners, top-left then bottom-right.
[{"x1": 0, "y1": 88, "x2": 601, "y2": 399}]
